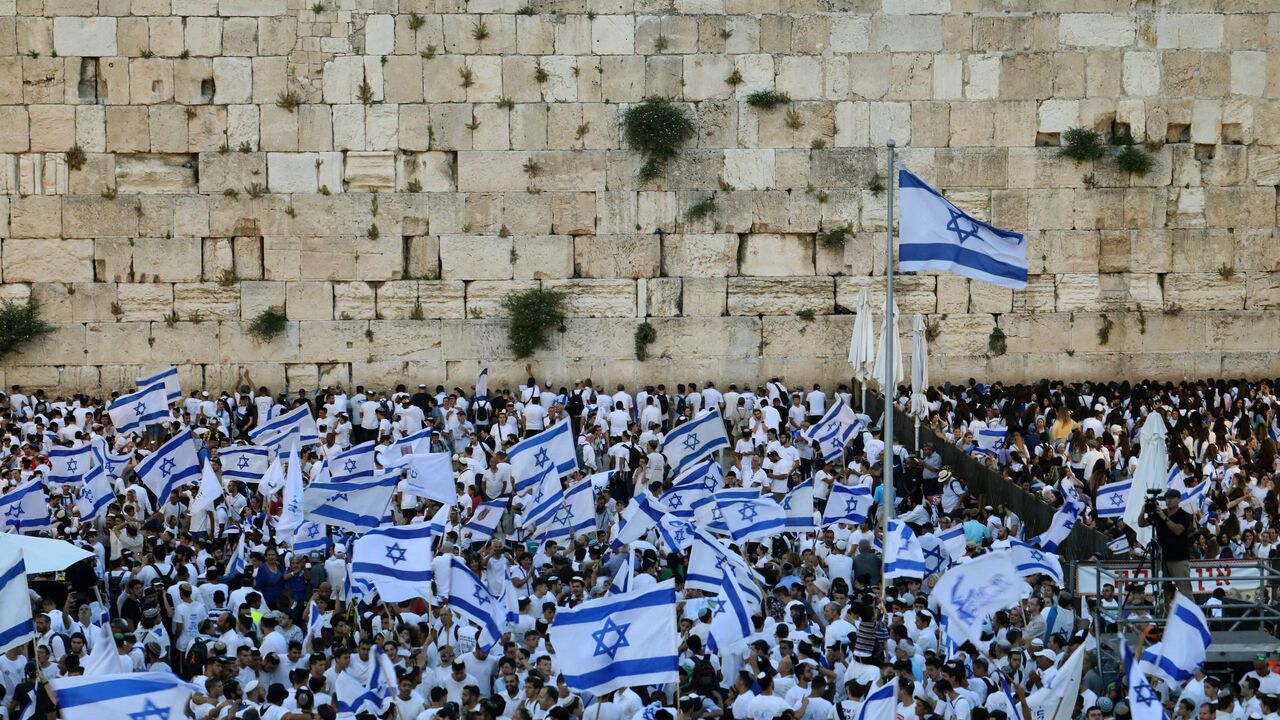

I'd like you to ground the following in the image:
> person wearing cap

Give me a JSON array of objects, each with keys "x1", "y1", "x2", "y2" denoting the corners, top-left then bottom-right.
[{"x1": 1138, "y1": 488, "x2": 1194, "y2": 596}]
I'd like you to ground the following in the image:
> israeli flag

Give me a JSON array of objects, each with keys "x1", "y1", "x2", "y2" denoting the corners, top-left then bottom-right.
[
  {"x1": 694, "y1": 488, "x2": 759, "y2": 535},
  {"x1": 533, "y1": 479, "x2": 597, "y2": 541},
  {"x1": 137, "y1": 366, "x2": 182, "y2": 404},
  {"x1": 1095, "y1": 479, "x2": 1132, "y2": 519},
  {"x1": 659, "y1": 463, "x2": 720, "y2": 519},
  {"x1": 225, "y1": 531, "x2": 249, "y2": 576},
  {"x1": 0, "y1": 478, "x2": 50, "y2": 533},
  {"x1": 655, "y1": 515, "x2": 696, "y2": 553},
  {"x1": 304, "y1": 474, "x2": 398, "y2": 534},
  {"x1": 189, "y1": 462, "x2": 224, "y2": 517},
  {"x1": 781, "y1": 480, "x2": 816, "y2": 531},
  {"x1": 706, "y1": 566, "x2": 757, "y2": 653},
  {"x1": 522, "y1": 470, "x2": 569, "y2": 529},
  {"x1": 51, "y1": 672, "x2": 201, "y2": 720},
  {"x1": 816, "y1": 421, "x2": 860, "y2": 464},
  {"x1": 930, "y1": 550, "x2": 1022, "y2": 646},
  {"x1": 548, "y1": 580, "x2": 680, "y2": 695},
  {"x1": 462, "y1": 498, "x2": 508, "y2": 544},
  {"x1": 352, "y1": 519, "x2": 440, "y2": 602},
  {"x1": 443, "y1": 556, "x2": 508, "y2": 649},
  {"x1": 107, "y1": 384, "x2": 169, "y2": 436},
  {"x1": 609, "y1": 551, "x2": 634, "y2": 595},
  {"x1": 1009, "y1": 538, "x2": 1064, "y2": 585},
  {"x1": 804, "y1": 399, "x2": 857, "y2": 442},
  {"x1": 48, "y1": 444, "x2": 95, "y2": 485},
  {"x1": 327, "y1": 440, "x2": 376, "y2": 484},
  {"x1": 918, "y1": 534, "x2": 952, "y2": 579},
  {"x1": 853, "y1": 678, "x2": 898, "y2": 720},
  {"x1": 335, "y1": 646, "x2": 397, "y2": 717},
  {"x1": 718, "y1": 495, "x2": 786, "y2": 542},
  {"x1": 1180, "y1": 480, "x2": 1209, "y2": 515},
  {"x1": 686, "y1": 527, "x2": 764, "y2": 610},
  {"x1": 281, "y1": 445, "x2": 305, "y2": 528},
  {"x1": 476, "y1": 367, "x2": 489, "y2": 402},
  {"x1": 388, "y1": 427, "x2": 432, "y2": 459},
  {"x1": 250, "y1": 404, "x2": 320, "y2": 449},
  {"x1": 1033, "y1": 497, "x2": 1084, "y2": 553},
  {"x1": 611, "y1": 494, "x2": 669, "y2": 549},
  {"x1": 975, "y1": 426, "x2": 1008, "y2": 456},
  {"x1": 1140, "y1": 592, "x2": 1210, "y2": 685},
  {"x1": 508, "y1": 419, "x2": 579, "y2": 493},
  {"x1": 933, "y1": 525, "x2": 968, "y2": 562},
  {"x1": 92, "y1": 445, "x2": 132, "y2": 479},
  {"x1": 0, "y1": 544, "x2": 36, "y2": 653},
  {"x1": 1121, "y1": 635, "x2": 1163, "y2": 720},
  {"x1": 136, "y1": 432, "x2": 200, "y2": 503},
  {"x1": 884, "y1": 520, "x2": 925, "y2": 579},
  {"x1": 16, "y1": 686, "x2": 34, "y2": 720},
  {"x1": 290, "y1": 520, "x2": 331, "y2": 556},
  {"x1": 385, "y1": 452, "x2": 455, "y2": 504},
  {"x1": 219, "y1": 446, "x2": 270, "y2": 483},
  {"x1": 75, "y1": 465, "x2": 115, "y2": 523},
  {"x1": 662, "y1": 410, "x2": 730, "y2": 477},
  {"x1": 898, "y1": 167, "x2": 1028, "y2": 289},
  {"x1": 821, "y1": 484, "x2": 874, "y2": 527},
  {"x1": 304, "y1": 601, "x2": 324, "y2": 652}
]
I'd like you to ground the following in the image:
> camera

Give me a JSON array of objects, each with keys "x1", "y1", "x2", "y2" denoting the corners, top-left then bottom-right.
[{"x1": 1142, "y1": 488, "x2": 1163, "y2": 519}]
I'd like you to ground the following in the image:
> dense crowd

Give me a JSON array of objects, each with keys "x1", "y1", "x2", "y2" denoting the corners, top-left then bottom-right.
[{"x1": 2, "y1": 375, "x2": 1279, "y2": 720}]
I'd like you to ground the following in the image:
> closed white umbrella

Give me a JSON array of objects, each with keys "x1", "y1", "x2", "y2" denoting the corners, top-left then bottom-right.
[
  {"x1": 848, "y1": 287, "x2": 877, "y2": 406},
  {"x1": 873, "y1": 300, "x2": 903, "y2": 392},
  {"x1": 910, "y1": 313, "x2": 929, "y2": 450},
  {"x1": 0, "y1": 533, "x2": 93, "y2": 574},
  {"x1": 1125, "y1": 410, "x2": 1169, "y2": 546}
]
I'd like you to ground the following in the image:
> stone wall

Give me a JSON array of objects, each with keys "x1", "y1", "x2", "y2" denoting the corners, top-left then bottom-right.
[{"x1": 1, "y1": 0, "x2": 1278, "y2": 392}]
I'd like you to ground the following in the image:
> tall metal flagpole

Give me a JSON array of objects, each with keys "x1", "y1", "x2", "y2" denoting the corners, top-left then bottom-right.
[{"x1": 880, "y1": 139, "x2": 896, "y2": 604}]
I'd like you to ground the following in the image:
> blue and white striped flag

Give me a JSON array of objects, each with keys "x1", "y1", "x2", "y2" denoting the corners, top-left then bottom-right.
[
  {"x1": 933, "y1": 524, "x2": 967, "y2": 562},
  {"x1": 1121, "y1": 635, "x2": 1162, "y2": 720},
  {"x1": 898, "y1": 167, "x2": 1028, "y2": 289},
  {"x1": 0, "y1": 478, "x2": 50, "y2": 533},
  {"x1": 1095, "y1": 479, "x2": 1132, "y2": 518},
  {"x1": 1180, "y1": 480, "x2": 1209, "y2": 515},
  {"x1": 48, "y1": 444, "x2": 95, "y2": 485},
  {"x1": 611, "y1": 494, "x2": 668, "y2": 549},
  {"x1": 0, "y1": 544, "x2": 36, "y2": 653},
  {"x1": 304, "y1": 600, "x2": 324, "y2": 652},
  {"x1": 137, "y1": 367, "x2": 182, "y2": 404},
  {"x1": 533, "y1": 479, "x2": 597, "y2": 541},
  {"x1": 1033, "y1": 496, "x2": 1084, "y2": 553},
  {"x1": 853, "y1": 678, "x2": 898, "y2": 720},
  {"x1": 280, "y1": 445, "x2": 305, "y2": 528},
  {"x1": 225, "y1": 531, "x2": 249, "y2": 576},
  {"x1": 476, "y1": 367, "x2": 489, "y2": 402},
  {"x1": 75, "y1": 465, "x2": 115, "y2": 523},
  {"x1": 327, "y1": 440, "x2": 377, "y2": 484},
  {"x1": 107, "y1": 384, "x2": 169, "y2": 436},
  {"x1": 218, "y1": 446, "x2": 270, "y2": 483},
  {"x1": 661, "y1": 411, "x2": 730, "y2": 477},
  {"x1": 718, "y1": 494, "x2": 785, "y2": 543},
  {"x1": 1140, "y1": 592, "x2": 1210, "y2": 685},
  {"x1": 303, "y1": 474, "x2": 398, "y2": 534},
  {"x1": 92, "y1": 445, "x2": 132, "y2": 479},
  {"x1": 387, "y1": 428, "x2": 432, "y2": 459},
  {"x1": 656, "y1": 515, "x2": 696, "y2": 553},
  {"x1": 693, "y1": 488, "x2": 758, "y2": 535},
  {"x1": 686, "y1": 527, "x2": 764, "y2": 610},
  {"x1": 658, "y1": 473, "x2": 715, "y2": 520},
  {"x1": 462, "y1": 498, "x2": 508, "y2": 544},
  {"x1": 290, "y1": 520, "x2": 331, "y2": 556},
  {"x1": 884, "y1": 520, "x2": 925, "y2": 579},
  {"x1": 508, "y1": 419, "x2": 579, "y2": 493},
  {"x1": 335, "y1": 646, "x2": 396, "y2": 717},
  {"x1": 51, "y1": 672, "x2": 201, "y2": 720},
  {"x1": 384, "y1": 452, "x2": 455, "y2": 505},
  {"x1": 929, "y1": 550, "x2": 1022, "y2": 646},
  {"x1": 351, "y1": 519, "x2": 441, "y2": 602},
  {"x1": 250, "y1": 404, "x2": 320, "y2": 449},
  {"x1": 444, "y1": 556, "x2": 508, "y2": 649},
  {"x1": 781, "y1": 480, "x2": 815, "y2": 531},
  {"x1": 803, "y1": 399, "x2": 856, "y2": 442},
  {"x1": 16, "y1": 685, "x2": 34, "y2": 720},
  {"x1": 548, "y1": 580, "x2": 680, "y2": 695},
  {"x1": 136, "y1": 432, "x2": 200, "y2": 503},
  {"x1": 975, "y1": 426, "x2": 1008, "y2": 456},
  {"x1": 609, "y1": 551, "x2": 633, "y2": 595},
  {"x1": 821, "y1": 484, "x2": 874, "y2": 527},
  {"x1": 706, "y1": 565, "x2": 755, "y2": 653},
  {"x1": 805, "y1": 400, "x2": 862, "y2": 463},
  {"x1": 1009, "y1": 538, "x2": 1064, "y2": 585}
]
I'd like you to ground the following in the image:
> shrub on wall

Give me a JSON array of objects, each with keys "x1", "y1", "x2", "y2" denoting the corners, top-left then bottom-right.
[
  {"x1": 248, "y1": 306, "x2": 289, "y2": 343},
  {"x1": 623, "y1": 99, "x2": 696, "y2": 182},
  {"x1": 503, "y1": 288, "x2": 567, "y2": 358},
  {"x1": 634, "y1": 321, "x2": 657, "y2": 360},
  {"x1": 0, "y1": 300, "x2": 52, "y2": 359}
]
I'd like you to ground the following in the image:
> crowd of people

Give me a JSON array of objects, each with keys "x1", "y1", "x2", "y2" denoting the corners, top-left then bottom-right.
[{"x1": 2, "y1": 375, "x2": 1279, "y2": 720}]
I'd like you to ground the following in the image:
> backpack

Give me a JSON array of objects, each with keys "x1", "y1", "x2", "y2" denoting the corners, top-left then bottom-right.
[
  {"x1": 149, "y1": 563, "x2": 174, "y2": 583},
  {"x1": 691, "y1": 652, "x2": 718, "y2": 692},
  {"x1": 567, "y1": 392, "x2": 585, "y2": 418},
  {"x1": 184, "y1": 637, "x2": 209, "y2": 674}
]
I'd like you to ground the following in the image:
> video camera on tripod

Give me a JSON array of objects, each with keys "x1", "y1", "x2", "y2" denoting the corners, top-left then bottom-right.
[{"x1": 1141, "y1": 488, "x2": 1164, "y2": 521}]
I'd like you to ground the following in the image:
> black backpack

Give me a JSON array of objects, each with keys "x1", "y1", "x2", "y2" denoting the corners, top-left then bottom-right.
[
  {"x1": 184, "y1": 637, "x2": 209, "y2": 675},
  {"x1": 691, "y1": 652, "x2": 718, "y2": 692},
  {"x1": 567, "y1": 392, "x2": 585, "y2": 418}
]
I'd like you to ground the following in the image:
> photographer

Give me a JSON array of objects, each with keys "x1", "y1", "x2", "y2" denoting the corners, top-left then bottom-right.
[{"x1": 1137, "y1": 489, "x2": 1194, "y2": 596}]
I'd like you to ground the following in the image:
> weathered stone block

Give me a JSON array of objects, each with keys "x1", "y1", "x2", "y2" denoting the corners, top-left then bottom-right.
[
  {"x1": 575, "y1": 235, "x2": 660, "y2": 278},
  {"x1": 53, "y1": 17, "x2": 117, "y2": 56},
  {"x1": 440, "y1": 236, "x2": 514, "y2": 281},
  {"x1": 738, "y1": 234, "x2": 814, "y2": 276},
  {"x1": 543, "y1": 279, "x2": 637, "y2": 318},
  {"x1": 661, "y1": 234, "x2": 738, "y2": 278},
  {"x1": 1164, "y1": 273, "x2": 1246, "y2": 311},
  {"x1": 173, "y1": 283, "x2": 239, "y2": 320},
  {"x1": 512, "y1": 235, "x2": 574, "y2": 280},
  {"x1": 727, "y1": 277, "x2": 834, "y2": 316}
]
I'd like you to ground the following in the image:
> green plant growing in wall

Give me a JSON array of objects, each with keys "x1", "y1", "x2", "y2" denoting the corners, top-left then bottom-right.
[
  {"x1": 684, "y1": 196, "x2": 716, "y2": 221},
  {"x1": 502, "y1": 288, "x2": 567, "y2": 358},
  {"x1": 796, "y1": 309, "x2": 816, "y2": 322},
  {"x1": 817, "y1": 225, "x2": 852, "y2": 249},
  {"x1": 745, "y1": 90, "x2": 790, "y2": 110},
  {"x1": 409, "y1": 13, "x2": 426, "y2": 30},
  {"x1": 1059, "y1": 127, "x2": 1105, "y2": 161},
  {"x1": 988, "y1": 326, "x2": 1007, "y2": 356},
  {"x1": 0, "y1": 301, "x2": 53, "y2": 359},
  {"x1": 868, "y1": 173, "x2": 885, "y2": 195},
  {"x1": 65, "y1": 145, "x2": 86, "y2": 171},
  {"x1": 248, "y1": 306, "x2": 288, "y2": 343},
  {"x1": 623, "y1": 99, "x2": 696, "y2": 182},
  {"x1": 1097, "y1": 313, "x2": 1114, "y2": 346},
  {"x1": 276, "y1": 89, "x2": 302, "y2": 112},
  {"x1": 634, "y1": 321, "x2": 657, "y2": 360},
  {"x1": 1114, "y1": 139, "x2": 1154, "y2": 175}
]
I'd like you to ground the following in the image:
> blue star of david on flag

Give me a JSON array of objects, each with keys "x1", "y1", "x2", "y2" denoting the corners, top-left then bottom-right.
[
  {"x1": 343, "y1": 459, "x2": 358, "y2": 473},
  {"x1": 237, "y1": 456, "x2": 250, "y2": 469},
  {"x1": 1133, "y1": 680, "x2": 1158, "y2": 707},
  {"x1": 3, "y1": 505, "x2": 21, "y2": 527},
  {"x1": 306, "y1": 524, "x2": 321, "y2": 538},
  {"x1": 1109, "y1": 493, "x2": 1125, "y2": 507},
  {"x1": 714, "y1": 555, "x2": 730, "y2": 573},
  {"x1": 474, "y1": 585, "x2": 491, "y2": 607},
  {"x1": 66, "y1": 459, "x2": 78, "y2": 473},
  {"x1": 129, "y1": 699, "x2": 172, "y2": 720},
  {"x1": 385, "y1": 542, "x2": 407, "y2": 564},
  {"x1": 666, "y1": 494, "x2": 684, "y2": 510},
  {"x1": 553, "y1": 506, "x2": 574, "y2": 526},
  {"x1": 159, "y1": 458, "x2": 176, "y2": 478},
  {"x1": 133, "y1": 401, "x2": 147, "y2": 417},
  {"x1": 590, "y1": 617, "x2": 631, "y2": 659},
  {"x1": 672, "y1": 526, "x2": 687, "y2": 546},
  {"x1": 682, "y1": 434, "x2": 701, "y2": 452},
  {"x1": 327, "y1": 491, "x2": 349, "y2": 503},
  {"x1": 534, "y1": 448, "x2": 551, "y2": 468},
  {"x1": 844, "y1": 497, "x2": 862, "y2": 513},
  {"x1": 1030, "y1": 549, "x2": 1045, "y2": 562},
  {"x1": 80, "y1": 487, "x2": 94, "y2": 503},
  {"x1": 736, "y1": 503, "x2": 758, "y2": 522},
  {"x1": 945, "y1": 207, "x2": 982, "y2": 244}
]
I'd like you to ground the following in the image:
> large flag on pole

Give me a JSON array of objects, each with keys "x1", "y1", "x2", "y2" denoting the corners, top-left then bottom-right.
[
  {"x1": 929, "y1": 550, "x2": 1022, "y2": 646},
  {"x1": 136, "y1": 432, "x2": 200, "y2": 503},
  {"x1": 853, "y1": 678, "x2": 898, "y2": 720},
  {"x1": 0, "y1": 544, "x2": 36, "y2": 653},
  {"x1": 250, "y1": 403, "x2": 320, "y2": 449},
  {"x1": 0, "y1": 478, "x2": 50, "y2": 533},
  {"x1": 351, "y1": 519, "x2": 440, "y2": 602},
  {"x1": 107, "y1": 384, "x2": 169, "y2": 436},
  {"x1": 661, "y1": 411, "x2": 730, "y2": 477},
  {"x1": 218, "y1": 446, "x2": 269, "y2": 483},
  {"x1": 75, "y1": 465, "x2": 116, "y2": 523},
  {"x1": 51, "y1": 672, "x2": 201, "y2": 720},
  {"x1": 48, "y1": 444, "x2": 94, "y2": 485},
  {"x1": 898, "y1": 167, "x2": 1028, "y2": 289},
  {"x1": 508, "y1": 419, "x2": 579, "y2": 493},
  {"x1": 137, "y1": 367, "x2": 182, "y2": 404},
  {"x1": 304, "y1": 475, "x2": 398, "y2": 533}
]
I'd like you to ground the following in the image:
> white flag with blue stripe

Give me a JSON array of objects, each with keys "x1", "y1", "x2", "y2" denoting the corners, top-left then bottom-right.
[
  {"x1": 51, "y1": 671, "x2": 201, "y2": 720},
  {"x1": 781, "y1": 480, "x2": 815, "y2": 531},
  {"x1": 929, "y1": 550, "x2": 1022, "y2": 646},
  {"x1": 662, "y1": 410, "x2": 730, "y2": 477},
  {"x1": 1095, "y1": 479, "x2": 1131, "y2": 519},
  {"x1": 137, "y1": 367, "x2": 182, "y2": 404},
  {"x1": 918, "y1": 533, "x2": 952, "y2": 579},
  {"x1": 933, "y1": 524, "x2": 967, "y2": 562},
  {"x1": 821, "y1": 484, "x2": 874, "y2": 527},
  {"x1": 549, "y1": 580, "x2": 680, "y2": 696},
  {"x1": 1032, "y1": 495, "x2": 1084, "y2": 553},
  {"x1": 660, "y1": 459, "x2": 722, "y2": 519},
  {"x1": 0, "y1": 478, "x2": 50, "y2": 534},
  {"x1": 463, "y1": 498, "x2": 508, "y2": 544},
  {"x1": 884, "y1": 520, "x2": 925, "y2": 579},
  {"x1": 476, "y1": 367, "x2": 489, "y2": 402},
  {"x1": 508, "y1": 419, "x2": 579, "y2": 493},
  {"x1": 136, "y1": 432, "x2": 200, "y2": 504},
  {"x1": 975, "y1": 426, "x2": 1007, "y2": 456},
  {"x1": 290, "y1": 520, "x2": 331, "y2": 555},
  {"x1": 225, "y1": 531, "x2": 249, "y2": 576},
  {"x1": 1121, "y1": 635, "x2": 1163, "y2": 720},
  {"x1": 1140, "y1": 592, "x2": 1210, "y2": 685},
  {"x1": 693, "y1": 488, "x2": 758, "y2": 536},
  {"x1": 609, "y1": 551, "x2": 634, "y2": 595},
  {"x1": 304, "y1": 474, "x2": 398, "y2": 534},
  {"x1": 107, "y1": 384, "x2": 169, "y2": 436},
  {"x1": 75, "y1": 465, "x2": 115, "y2": 523},
  {"x1": 444, "y1": 556, "x2": 509, "y2": 649},
  {"x1": 686, "y1": 527, "x2": 764, "y2": 610},
  {"x1": 352, "y1": 519, "x2": 440, "y2": 602},
  {"x1": 611, "y1": 494, "x2": 668, "y2": 549},
  {"x1": 854, "y1": 678, "x2": 897, "y2": 720},
  {"x1": 804, "y1": 400, "x2": 861, "y2": 463},
  {"x1": 388, "y1": 427, "x2": 432, "y2": 459},
  {"x1": 1009, "y1": 538, "x2": 1064, "y2": 585},
  {"x1": 384, "y1": 452, "x2": 455, "y2": 504},
  {"x1": 218, "y1": 446, "x2": 270, "y2": 483},
  {"x1": 328, "y1": 440, "x2": 377, "y2": 484},
  {"x1": 533, "y1": 478, "x2": 597, "y2": 541},
  {"x1": 0, "y1": 544, "x2": 35, "y2": 653},
  {"x1": 281, "y1": 445, "x2": 305, "y2": 528},
  {"x1": 250, "y1": 403, "x2": 320, "y2": 449},
  {"x1": 706, "y1": 566, "x2": 755, "y2": 653},
  {"x1": 335, "y1": 646, "x2": 396, "y2": 717},
  {"x1": 1179, "y1": 480, "x2": 1209, "y2": 515},
  {"x1": 48, "y1": 444, "x2": 95, "y2": 485},
  {"x1": 718, "y1": 494, "x2": 786, "y2": 542},
  {"x1": 92, "y1": 444, "x2": 132, "y2": 479},
  {"x1": 898, "y1": 167, "x2": 1028, "y2": 289}
]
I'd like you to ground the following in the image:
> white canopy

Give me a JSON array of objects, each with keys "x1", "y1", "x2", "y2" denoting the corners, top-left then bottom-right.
[
  {"x1": 1124, "y1": 411, "x2": 1169, "y2": 545},
  {"x1": 0, "y1": 533, "x2": 94, "y2": 574},
  {"x1": 909, "y1": 312, "x2": 930, "y2": 422},
  {"x1": 848, "y1": 287, "x2": 877, "y2": 382}
]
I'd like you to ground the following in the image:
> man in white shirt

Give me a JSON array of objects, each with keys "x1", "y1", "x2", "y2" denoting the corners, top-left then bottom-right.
[{"x1": 806, "y1": 385, "x2": 827, "y2": 423}]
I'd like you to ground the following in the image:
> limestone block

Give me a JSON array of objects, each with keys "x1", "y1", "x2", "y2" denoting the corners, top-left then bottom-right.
[
  {"x1": 544, "y1": 279, "x2": 637, "y2": 318},
  {"x1": 53, "y1": 17, "x2": 117, "y2": 56},
  {"x1": 133, "y1": 237, "x2": 202, "y2": 282},
  {"x1": 727, "y1": 277, "x2": 833, "y2": 316},
  {"x1": 416, "y1": 281, "x2": 467, "y2": 319},
  {"x1": 1155, "y1": 14, "x2": 1223, "y2": 49},
  {"x1": 332, "y1": 282, "x2": 376, "y2": 320},
  {"x1": 592, "y1": 16, "x2": 635, "y2": 55},
  {"x1": 365, "y1": 15, "x2": 394, "y2": 56},
  {"x1": 28, "y1": 105, "x2": 75, "y2": 153},
  {"x1": 574, "y1": 235, "x2": 660, "y2": 278},
  {"x1": 1057, "y1": 14, "x2": 1133, "y2": 47},
  {"x1": 59, "y1": 196, "x2": 132, "y2": 238},
  {"x1": 115, "y1": 154, "x2": 198, "y2": 194},
  {"x1": 834, "y1": 276, "x2": 937, "y2": 314},
  {"x1": 1246, "y1": 273, "x2": 1280, "y2": 309},
  {"x1": 172, "y1": 283, "x2": 238, "y2": 321},
  {"x1": 266, "y1": 152, "x2": 318, "y2": 193},
  {"x1": 661, "y1": 234, "x2": 738, "y2": 278},
  {"x1": 512, "y1": 235, "x2": 573, "y2": 280},
  {"x1": 1029, "y1": 231, "x2": 1100, "y2": 274},
  {"x1": 808, "y1": 149, "x2": 875, "y2": 188},
  {"x1": 683, "y1": 54, "x2": 733, "y2": 101},
  {"x1": 29, "y1": 282, "x2": 112, "y2": 323},
  {"x1": 646, "y1": 316, "x2": 761, "y2": 360},
  {"x1": 212, "y1": 57, "x2": 252, "y2": 104},
  {"x1": 870, "y1": 16, "x2": 942, "y2": 52},
  {"x1": 682, "y1": 277, "x2": 726, "y2": 317},
  {"x1": 1205, "y1": 187, "x2": 1275, "y2": 228},
  {"x1": 439, "y1": 235, "x2": 514, "y2": 281},
  {"x1": 968, "y1": 282, "x2": 1012, "y2": 313},
  {"x1": 115, "y1": 283, "x2": 173, "y2": 321},
  {"x1": 4, "y1": 238, "x2": 92, "y2": 282},
  {"x1": 283, "y1": 281, "x2": 333, "y2": 321},
  {"x1": 643, "y1": 278, "x2": 681, "y2": 317},
  {"x1": 464, "y1": 280, "x2": 539, "y2": 319},
  {"x1": 739, "y1": 234, "x2": 813, "y2": 277},
  {"x1": 344, "y1": 152, "x2": 395, "y2": 192},
  {"x1": 239, "y1": 281, "x2": 285, "y2": 320},
  {"x1": 723, "y1": 149, "x2": 775, "y2": 190},
  {"x1": 965, "y1": 53, "x2": 1000, "y2": 100},
  {"x1": 1122, "y1": 52, "x2": 1160, "y2": 97},
  {"x1": 1164, "y1": 273, "x2": 1246, "y2": 311},
  {"x1": 197, "y1": 151, "x2": 265, "y2": 193},
  {"x1": 551, "y1": 193, "x2": 596, "y2": 236},
  {"x1": 8, "y1": 323, "x2": 89, "y2": 367},
  {"x1": 364, "y1": 320, "x2": 443, "y2": 362}
]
